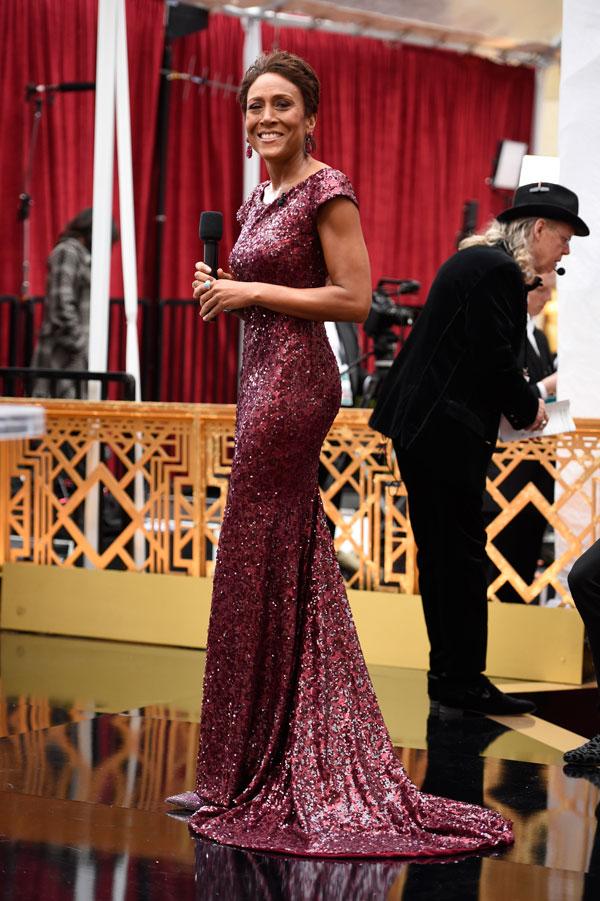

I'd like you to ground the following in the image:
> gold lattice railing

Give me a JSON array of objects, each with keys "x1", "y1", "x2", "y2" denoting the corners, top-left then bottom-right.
[{"x1": 1, "y1": 398, "x2": 599, "y2": 604}]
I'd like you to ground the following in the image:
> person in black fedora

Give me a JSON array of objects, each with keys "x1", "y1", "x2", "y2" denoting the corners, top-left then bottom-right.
[
  {"x1": 496, "y1": 182, "x2": 589, "y2": 236},
  {"x1": 370, "y1": 182, "x2": 589, "y2": 716}
]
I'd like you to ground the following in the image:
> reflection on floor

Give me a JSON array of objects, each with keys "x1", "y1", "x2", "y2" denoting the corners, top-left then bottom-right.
[{"x1": 0, "y1": 630, "x2": 599, "y2": 899}]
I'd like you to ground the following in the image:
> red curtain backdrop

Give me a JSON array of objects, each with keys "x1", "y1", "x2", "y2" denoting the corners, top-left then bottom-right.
[
  {"x1": 157, "y1": 15, "x2": 244, "y2": 402},
  {"x1": 0, "y1": 3, "x2": 533, "y2": 401},
  {"x1": 0, "y1": 0, "x2": 242, "y2": 402},
  {"x1": 263, "y1": 25, "x2": 534, "y2": 296},
  {"x1": 0, "y1": 0, "x2": 165, "y2": 300}
]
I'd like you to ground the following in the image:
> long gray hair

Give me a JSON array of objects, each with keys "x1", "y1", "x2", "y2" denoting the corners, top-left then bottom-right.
[{"x1": 459, "y1": 217, "x2": 538, "y2": 280}]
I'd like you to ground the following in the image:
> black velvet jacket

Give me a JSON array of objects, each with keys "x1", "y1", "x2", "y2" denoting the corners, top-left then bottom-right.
[{"x1": 370, "y1": 245, "x2": 539, "y2": 448}]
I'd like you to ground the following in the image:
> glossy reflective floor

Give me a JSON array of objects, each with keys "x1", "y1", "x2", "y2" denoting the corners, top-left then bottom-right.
[{"x1": 1, "y1": 630, "x2": 599, "y2": 899}]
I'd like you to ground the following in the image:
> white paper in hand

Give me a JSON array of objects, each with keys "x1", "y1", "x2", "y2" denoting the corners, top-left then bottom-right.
[{"x1": 499, "y1": 399, "x2": 575, "y2": 442}]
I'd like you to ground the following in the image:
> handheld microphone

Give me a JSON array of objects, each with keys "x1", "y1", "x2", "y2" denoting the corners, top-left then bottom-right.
[
  {"x1": 556, "y1": 267, "x2": 566, "y2": 276},
  {"x1": 199, "y1": 211, "x2": 223, "y2": 278}
]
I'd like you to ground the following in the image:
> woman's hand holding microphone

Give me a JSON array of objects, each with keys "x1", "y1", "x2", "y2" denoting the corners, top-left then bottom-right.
[{"x1": 192, "y1": 262, "x2": 256, "y2": 321}]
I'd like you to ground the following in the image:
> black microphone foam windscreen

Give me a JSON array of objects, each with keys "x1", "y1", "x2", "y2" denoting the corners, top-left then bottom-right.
[{"x1": 200, "y1": 211, "x2": 223, "y2": 242}]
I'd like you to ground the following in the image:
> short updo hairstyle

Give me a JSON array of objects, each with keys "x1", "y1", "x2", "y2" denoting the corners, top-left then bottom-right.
[{"x1": 239, "y1": 50, "x2": 320, "y2": 118}]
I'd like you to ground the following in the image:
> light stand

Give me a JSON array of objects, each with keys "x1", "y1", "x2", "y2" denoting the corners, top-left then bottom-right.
[
  {"x1": 18, "y1": 93, "x2": 46, "y2": 299},
  {"x1": 18, "y1": 82, "x2": 96, "y2": 299}
]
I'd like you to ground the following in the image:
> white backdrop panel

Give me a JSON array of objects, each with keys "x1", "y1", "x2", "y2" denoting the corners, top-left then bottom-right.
[{"x1": 558, "y1": 0, "x2": 600, "y2": 419}]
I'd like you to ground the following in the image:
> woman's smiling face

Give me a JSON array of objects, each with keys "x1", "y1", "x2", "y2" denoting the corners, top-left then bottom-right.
[{"x1": 245, "y1": 73, "x2": 315, "y2": 163}]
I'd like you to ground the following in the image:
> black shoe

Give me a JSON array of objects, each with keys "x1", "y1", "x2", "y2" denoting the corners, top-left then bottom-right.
[{"x1": 431, "y1": 675, "x2": 536, "y2": 717}]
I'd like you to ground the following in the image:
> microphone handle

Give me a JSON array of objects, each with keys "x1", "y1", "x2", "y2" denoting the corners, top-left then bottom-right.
[{"x1": 203, "y1": 241, "x2": 219, "y2": 278}]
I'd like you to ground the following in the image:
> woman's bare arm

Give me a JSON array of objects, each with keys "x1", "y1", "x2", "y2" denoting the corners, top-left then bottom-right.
[{"x1": 195, "y1": 198, "x2": 372, "y2": 323}]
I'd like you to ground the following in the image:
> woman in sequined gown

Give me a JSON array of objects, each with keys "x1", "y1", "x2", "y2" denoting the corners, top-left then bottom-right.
[{"x1": 167, "y1": 51, "x2": 513, "y2": 858}]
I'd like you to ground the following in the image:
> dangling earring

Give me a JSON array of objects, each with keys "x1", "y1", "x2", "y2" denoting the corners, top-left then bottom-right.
[
  {"x1": 246, "y1": 140, "x2": 253, "y2": 159},
  {"x1": 304, "y1": 133, "x2": 316, "y2": 154}
]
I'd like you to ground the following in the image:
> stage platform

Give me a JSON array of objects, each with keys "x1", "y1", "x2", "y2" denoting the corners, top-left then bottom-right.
[{"x1": 0, "y1": 628, "x2": 599, "y2": 899}]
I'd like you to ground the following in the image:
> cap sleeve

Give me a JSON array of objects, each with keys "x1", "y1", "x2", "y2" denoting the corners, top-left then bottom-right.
[{"x1": 309, "y1": 168, "x2": 358, "y2": 212}]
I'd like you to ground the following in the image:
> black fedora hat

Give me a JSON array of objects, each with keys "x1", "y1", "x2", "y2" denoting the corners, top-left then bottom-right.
[{"x1": 497, "y1": 182, "x2": 589, "y2": 236}]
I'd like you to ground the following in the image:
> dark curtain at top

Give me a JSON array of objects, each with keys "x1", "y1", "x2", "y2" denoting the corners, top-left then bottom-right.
[
  {"x1": 0, "y1": 3, "x2": 533, "y2": 402},
  {"x1": 263, "y1": 25, "x2": 534, "y2": 296}
]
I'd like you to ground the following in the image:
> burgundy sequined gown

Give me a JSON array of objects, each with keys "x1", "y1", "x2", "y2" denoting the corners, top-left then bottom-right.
[{"x1": 188, "y1": 169, "x2": 513, "y2": 857}]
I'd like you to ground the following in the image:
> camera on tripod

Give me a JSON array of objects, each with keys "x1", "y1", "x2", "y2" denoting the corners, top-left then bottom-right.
[
  {"x1": 361, "y1": 278, "x2": 421, "y2": 405},
  {"x1": 365, "y1": 277, "x2": 420, "y2": 361}
]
